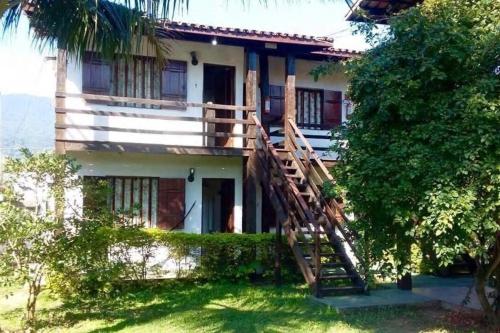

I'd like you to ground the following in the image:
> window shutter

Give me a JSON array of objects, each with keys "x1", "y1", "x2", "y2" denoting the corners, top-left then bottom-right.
[
  {"x1": 323, "y1": 90, "x2": 342, "y2": 128},
  {"x1": 157, "y1": 178, "x2": 185, "y2": 230},
  {"x1": 161, "y1": 60, "x2": 187, "y2": 101},
  {"x1": 82, "y1": 53, "x2": 111, "y2": 95},
  {"x1": 269, "y1": 85, "x2": 285, "y2": 118}
]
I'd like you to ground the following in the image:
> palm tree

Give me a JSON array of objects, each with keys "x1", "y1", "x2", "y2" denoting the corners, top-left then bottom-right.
[{"x1": 0, "y1": 0, "x2": 188, "y2": 62}]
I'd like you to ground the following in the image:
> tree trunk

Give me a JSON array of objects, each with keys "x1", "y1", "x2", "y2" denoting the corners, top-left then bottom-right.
[
  {"x1": 474, "y1": 266, "x2": 496, "y2": 325},
  {"x1": 26, "y1": 280, "x2": 41, "y2": 327},
  {"x1": 475, "y1": 242, "x2": 500, "y2": 326},
  {"x1": 396, "y1": 234, "x2": 412, "y2": 290}
]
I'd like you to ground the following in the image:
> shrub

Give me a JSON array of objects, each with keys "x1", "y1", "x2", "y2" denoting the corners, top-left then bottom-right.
[{"x1": 51, "y1": 225, "x2": 300, "y2": 300}]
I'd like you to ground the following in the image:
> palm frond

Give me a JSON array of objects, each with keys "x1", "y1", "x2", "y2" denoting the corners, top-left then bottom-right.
[{"x1": 1, "y1": 0, "x2": 189, "y2": 63}]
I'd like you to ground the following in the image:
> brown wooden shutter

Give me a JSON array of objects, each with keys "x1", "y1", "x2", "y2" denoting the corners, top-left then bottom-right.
[
  {"x1": 269, "y1": 85, "x2": 285, "y2": 118},
  {"x1": 82, "y1": 53, "x2": 111, "y2": 95},
  {"x1": 323, "y1": 90, "x2": 342, "y2": 128},
  {"x1": 157, "y1": 178, "x2": 185, "y2": 230},
  {"x1": 161, "y1": 60, "x2": 187, "y2": 101}
]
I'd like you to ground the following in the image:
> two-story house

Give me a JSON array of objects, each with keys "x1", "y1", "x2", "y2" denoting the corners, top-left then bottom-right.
[{"x1": 56, "y1": 21, "x2": 365, "y2": 296}]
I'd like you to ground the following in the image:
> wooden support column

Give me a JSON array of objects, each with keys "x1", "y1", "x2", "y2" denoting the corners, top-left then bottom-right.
[
  {"x1": 259, "y1": 54, "x2": 269, "y2": 120},
  {"x1": 246, "y1": 51, "x2": 257, "y2": 122},
  {"x1": 55, "y1": 49, "x2": 67, "y2": 154},
  {"x1": 244, "y1": 50, "x2": 259, "y2": 233},
  {"x1": 284, "y1": 55, "x2": 296, "y2": 150}
]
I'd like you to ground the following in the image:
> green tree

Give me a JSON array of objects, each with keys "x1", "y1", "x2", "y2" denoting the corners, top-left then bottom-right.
[
  {"x1": 0, "y1": 149, "x2": 80, "y2": 327},
  {"x1": 330, "y1": 0, "x2": 499, "y2": 323}
]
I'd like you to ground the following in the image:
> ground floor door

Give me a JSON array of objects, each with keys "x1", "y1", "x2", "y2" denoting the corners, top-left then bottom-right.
[{"x1": 202, "y1": 178, "x2": 235, "y2": 233}]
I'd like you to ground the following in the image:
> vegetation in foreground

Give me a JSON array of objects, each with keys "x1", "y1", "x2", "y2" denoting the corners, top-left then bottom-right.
[
  {"x1": 0, "y1": 281, "x2": 490, "y2": 333},
  {"x1": 315, "y1": 0, "x2": 499, "y2": 322}
]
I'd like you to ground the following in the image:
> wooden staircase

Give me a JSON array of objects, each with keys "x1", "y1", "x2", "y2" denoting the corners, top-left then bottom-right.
[{"x1": 251, "y1": 116, "x2": 367, "y2": 297}]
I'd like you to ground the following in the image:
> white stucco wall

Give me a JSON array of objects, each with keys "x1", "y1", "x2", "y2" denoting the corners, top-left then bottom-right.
[
  {"x1": 71, "y1": 151, "x2": 244, "y2": 234},
  {"x1": 62, "y1": 40, "x2": 246, "y2": 148}
]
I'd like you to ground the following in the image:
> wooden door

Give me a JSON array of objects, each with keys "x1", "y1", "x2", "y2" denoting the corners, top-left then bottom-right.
[{"x1": 203, "y1": 64, "x2": 235, "y2": 147}]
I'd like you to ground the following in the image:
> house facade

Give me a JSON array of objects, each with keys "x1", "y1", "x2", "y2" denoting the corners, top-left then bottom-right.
[
  {"x1": 56, "y1": 21, "x2": 365, "y2": 296},
  {"x1": 57, "y1": 21, "x2": 358, "y2": 235}
]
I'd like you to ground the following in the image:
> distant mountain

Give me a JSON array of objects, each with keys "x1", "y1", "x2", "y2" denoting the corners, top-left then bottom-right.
[{"x1": 1, "y1": 94, "x2": 54, "y2": 158}]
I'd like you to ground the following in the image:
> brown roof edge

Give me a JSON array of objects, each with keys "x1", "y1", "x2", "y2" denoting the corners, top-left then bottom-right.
[
  {"x1": 345, "y1": 0, "x2": 422, "y2": 23},
  {"x1": 312, "y1": 47, "x2": 363, "y2": 59},
  {"x1": 159, "y1": 20, "x2": 334, "y2": 48}
]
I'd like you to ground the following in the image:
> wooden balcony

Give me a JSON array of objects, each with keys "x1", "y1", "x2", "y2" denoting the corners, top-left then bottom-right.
[{"x1": 55, "y1": 93, "x2": 257, "y2": 156}]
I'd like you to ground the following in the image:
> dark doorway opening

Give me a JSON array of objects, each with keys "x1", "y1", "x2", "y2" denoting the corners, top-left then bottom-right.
[
  {"x1": 202, "y1": 178, "x2": 235, "y2": 233},
  {"x1": 203, "y1": 64, "x2": 235, "y2": 147},
  {"x1": 261, "y1": 185, "x2": 276, "y2": 233}
]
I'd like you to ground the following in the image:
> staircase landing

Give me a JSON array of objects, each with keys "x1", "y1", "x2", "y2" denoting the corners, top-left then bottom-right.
[{"x1": 312, "y1": 275, "x2": 489, "y2": 312}]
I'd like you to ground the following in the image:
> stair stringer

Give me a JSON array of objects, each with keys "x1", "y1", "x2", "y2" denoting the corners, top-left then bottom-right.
[{"x1": 254, "y1": 147, "x2": 316, "y2": 285}]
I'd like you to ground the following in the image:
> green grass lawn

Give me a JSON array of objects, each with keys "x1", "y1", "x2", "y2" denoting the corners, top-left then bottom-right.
[{"x1": 0, "y1": 281, "x2": 486, "y2": 332}]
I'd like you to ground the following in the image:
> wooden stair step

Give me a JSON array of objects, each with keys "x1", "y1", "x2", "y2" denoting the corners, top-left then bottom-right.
[
  {"x1": 319, "y1": 262, "x2": 345, "y2": 268},
  {"x1": 307, "y1": 261, "x2": 344, "y2": 269},
  {"x1": 319, "y1": 252, "x2": 342, "y2": 257},
  {"x1": 285, "y1": 174, "x2": 303, "y2": 179},
  {"x1": 300, "y1": 227, "x2": 326, "y2": 234},
  {"x1": 304, "y1": 253, "x2": 342, "y2": 265},
  {"x1": 303, "y1": 251, "x2": 341, "y2": 258},
  {"x1": 297, "y1": 241, "x2": 330, "y2": 245},
  {"x1": 320, "y1": 274, "x2": 354, "y2": 280}
]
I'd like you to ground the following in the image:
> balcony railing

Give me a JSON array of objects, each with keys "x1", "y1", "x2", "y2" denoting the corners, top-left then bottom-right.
[{"x1": 55, "y1": 92, "x2": 257, "y2": 155}]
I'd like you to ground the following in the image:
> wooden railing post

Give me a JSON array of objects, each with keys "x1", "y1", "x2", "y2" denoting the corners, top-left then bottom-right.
[
  {"x1": 284, "y1": 55, "x2": 296, "y2": 151},
  {"x1": 205, "y1": 103, "x2": 216, "y2": 147},
  {"x1": 314, "y1": 227, "x2": 321, "y2": 297},
  {"x1": 55, "y1": 49, "x2": 67, "y2": 154},
  {"x1": 246, "y1": 51, "x2": 258, "y2": 148}
]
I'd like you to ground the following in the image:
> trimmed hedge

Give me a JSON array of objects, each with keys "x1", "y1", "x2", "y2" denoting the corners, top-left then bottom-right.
[
  {"x1": 101, "y1": 227, "x2": 299, "y2": 280},
  {"x1": 51, "y1": 225, "x2": 300, "y2": 299}
]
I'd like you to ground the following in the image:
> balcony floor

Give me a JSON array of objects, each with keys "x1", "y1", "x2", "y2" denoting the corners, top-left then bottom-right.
[{"x1": 59, "y1": 140, "x2": 252, "y2": 157}]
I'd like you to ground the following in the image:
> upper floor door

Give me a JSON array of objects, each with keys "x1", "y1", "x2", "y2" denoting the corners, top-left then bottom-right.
[{"x1": 203, "y1": 64, "x2": 235, "y2": 147}]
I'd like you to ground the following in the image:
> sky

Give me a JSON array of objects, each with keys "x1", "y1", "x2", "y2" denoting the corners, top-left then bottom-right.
[
  {"x1": 0, "y1": 0, "x2": 369, "y2": 157},
  {"x1": 0, "y1": 0, "x2": 368, "y2": 95}
]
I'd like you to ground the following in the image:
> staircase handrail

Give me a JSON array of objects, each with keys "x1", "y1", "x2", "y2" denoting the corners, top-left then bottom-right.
[
  {"x1": 287, "y1": 119, "x2": 352, "y2": 224},
  {"x1": 286, "y1": 119, "x2": 366, "y2": 271},
  {"x1": 252, "y1": 115, "x2": 321, "y2": 231}
]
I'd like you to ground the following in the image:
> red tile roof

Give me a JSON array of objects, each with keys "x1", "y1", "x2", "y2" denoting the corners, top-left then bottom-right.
[
  {"x1": 312, "y1": 47, "x2": 362, "y2": 58},
  {"x1": 160, "y1": 21, "x2": 334, "y2": 47},
  {"x1": 159, "y1": 21, "x2": 362, "y2": 59},
  {"x1": 346, "y1": 0, "x2": 422, "y2": 23}
]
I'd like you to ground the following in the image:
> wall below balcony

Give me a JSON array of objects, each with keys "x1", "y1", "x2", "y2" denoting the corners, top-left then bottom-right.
[{"x1": 68, "y1": 151, "x2": 244, "y2": 234}]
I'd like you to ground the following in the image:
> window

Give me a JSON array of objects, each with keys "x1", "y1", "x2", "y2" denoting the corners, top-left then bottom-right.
[
  {"x1": 110, "y1": 177, "x2": 158, "y2": 227},
  {"x1": 82, "y1": 53, "x2": 111, "y2": 95},
  {"x1": 296, "y1": 88, "x2": 323, "y2": 129},
  {"x1": 267, "y1": 87, "x2": 342, "y2": 130},
  {"x1": 82, "y1": 52, "x2": 187, "y2": 107},
  {"x1": 161, "y1": 60, "x2": 187, "y2": 101},
  {"x1": 82, "y1": 176, "x2": 186, "y2": 230}
]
